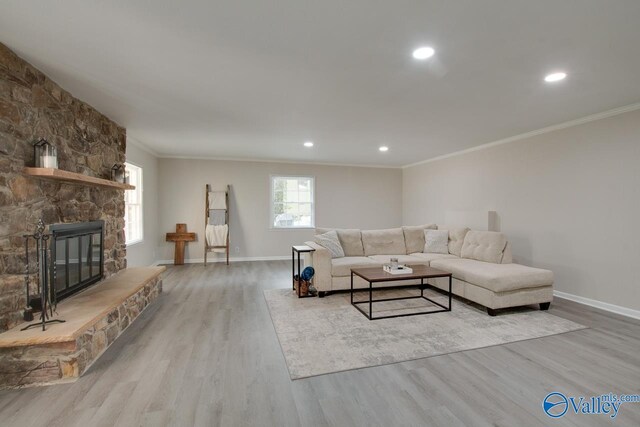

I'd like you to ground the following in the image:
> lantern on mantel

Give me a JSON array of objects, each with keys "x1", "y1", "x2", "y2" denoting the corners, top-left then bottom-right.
[
  {"x1": 33, "y1": 138, "x2": 58, "y2": 169},
  {"x1": 111, "y1": 163, "x2": 125, "y2": 183}
]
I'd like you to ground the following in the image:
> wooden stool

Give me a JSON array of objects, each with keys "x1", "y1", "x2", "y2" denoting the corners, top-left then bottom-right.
[{"x1": 166, "y1": 224, "x2": 196, "y2": 265}]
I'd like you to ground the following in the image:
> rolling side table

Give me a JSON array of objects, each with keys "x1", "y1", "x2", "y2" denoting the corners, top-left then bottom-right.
[{"x1": 292, "y1": 245, "x2": 315, "y2": 298}]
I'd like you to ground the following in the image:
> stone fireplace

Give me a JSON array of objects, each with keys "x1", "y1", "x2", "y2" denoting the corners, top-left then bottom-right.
[
  {"x1": 0, "y1": 42, "x2": 127, "y2": 332},
  {"x1": 0, "y1": 43, "x2": 164, "y2": 389}
]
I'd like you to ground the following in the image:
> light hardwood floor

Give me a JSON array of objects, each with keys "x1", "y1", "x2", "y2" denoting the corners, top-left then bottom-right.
[{"x1": 0, "y1": 261, "x2": 638, "y2": 426}]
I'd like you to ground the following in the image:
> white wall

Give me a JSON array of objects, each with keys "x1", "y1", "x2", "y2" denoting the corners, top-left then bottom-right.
[
  {"x1": 157, "y1": 159, "x2": 403, "y2": 262},
  {"x1": 403, "y1": 108, "x2": 640, "y2": 311},
  {"x1": 125, "y1": 140, "x2": 160, "y2": 266}
]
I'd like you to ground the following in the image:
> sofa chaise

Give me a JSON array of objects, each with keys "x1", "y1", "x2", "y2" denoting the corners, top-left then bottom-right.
[{"x1": 304, "y1": 225, "x2": 554, "y2": 316}]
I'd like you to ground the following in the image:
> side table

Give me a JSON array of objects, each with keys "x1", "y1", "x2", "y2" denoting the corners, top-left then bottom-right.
[{"x1": 292, "y1": 245, "x2": 315, "y2": 298}]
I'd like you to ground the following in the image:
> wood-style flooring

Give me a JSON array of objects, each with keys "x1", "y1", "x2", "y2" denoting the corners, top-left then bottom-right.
[{"x1": 0, "y1": 261, "x2": 638, "y2": 426}]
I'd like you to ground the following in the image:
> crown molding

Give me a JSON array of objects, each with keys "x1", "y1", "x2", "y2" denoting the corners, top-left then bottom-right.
[
  {"x1": 158, "y1": 154, "x2": 401, "y2": 169},
  {"x1": 403, "y1": 102, "x2": 640, "y2": 169}
]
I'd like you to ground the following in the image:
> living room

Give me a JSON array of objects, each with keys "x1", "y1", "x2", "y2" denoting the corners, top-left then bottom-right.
[{"x1": 1, "y1": 1, "x2": 639, "y2": 426}]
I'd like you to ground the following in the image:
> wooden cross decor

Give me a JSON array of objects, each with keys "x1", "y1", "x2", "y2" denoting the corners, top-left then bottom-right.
[{"x1": 166, "y1": 223, "x2": 197, "y2": 265}]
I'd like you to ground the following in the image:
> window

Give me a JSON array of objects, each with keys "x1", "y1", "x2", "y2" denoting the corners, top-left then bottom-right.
[
  {"x1": 270, "y1": 176, "x2": 315, "y2": 228},
  {"x1": 124, "y1": 162, "x2": 143, "y2": 244}
]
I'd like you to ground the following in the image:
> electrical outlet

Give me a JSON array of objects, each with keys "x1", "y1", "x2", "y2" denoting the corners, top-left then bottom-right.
[{"x1": 235, "y1": 246, "x2": 240, "y2": 253}]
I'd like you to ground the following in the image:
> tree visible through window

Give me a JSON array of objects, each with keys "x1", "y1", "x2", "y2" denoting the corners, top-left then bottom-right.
[
  {"x1": 270, "y1": 176, "x2": 315, "y2": 228},
  {"x1": 124, "y1": 163, "x2": 143, "y2": 244}
]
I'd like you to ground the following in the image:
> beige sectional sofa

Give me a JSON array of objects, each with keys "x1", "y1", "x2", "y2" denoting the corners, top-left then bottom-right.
[{"x1": 304, "y1": 225, "x2": 554, "y2": 315}]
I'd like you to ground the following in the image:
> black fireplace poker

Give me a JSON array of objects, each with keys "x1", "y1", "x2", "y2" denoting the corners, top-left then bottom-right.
[
  {"x1": 21, "y1": 219, "x2": 65, "y2": 332},
  {"x1": 23, "y1": 232, "x2": 33, "y2": 322}
]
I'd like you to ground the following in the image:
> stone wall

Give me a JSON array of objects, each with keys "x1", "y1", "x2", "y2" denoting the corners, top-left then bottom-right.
[{"x1": 0, "y1": 42, "x2": 127, "y2": 332}]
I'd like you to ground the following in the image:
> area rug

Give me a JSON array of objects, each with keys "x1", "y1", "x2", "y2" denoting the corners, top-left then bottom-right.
[{"x1": 264, "y1": 288, "x2": 586, "y2": 380}]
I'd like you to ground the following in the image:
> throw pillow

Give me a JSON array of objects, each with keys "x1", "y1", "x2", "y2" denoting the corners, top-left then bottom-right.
[
  {"x1": 424, "y1": 230, "x2": 449, "y2": 254},
  {"x1": 402, "y1": 224, "x2": 437, "y2": 254},
  {"x1": 313, "y1": 230, "x2": 345, "y2": 258}
]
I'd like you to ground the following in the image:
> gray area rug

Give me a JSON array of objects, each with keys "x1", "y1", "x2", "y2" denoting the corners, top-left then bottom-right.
[{"x1": 264, "y1": 288, "x2": 586, "y2": 380}]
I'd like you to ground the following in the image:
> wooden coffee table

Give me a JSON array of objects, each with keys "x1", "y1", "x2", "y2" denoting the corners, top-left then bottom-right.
[{"x1": 350, "y1": 265, "x2": 453, "y2": 320}]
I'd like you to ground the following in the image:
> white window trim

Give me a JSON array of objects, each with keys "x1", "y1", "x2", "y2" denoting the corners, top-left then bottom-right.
[
  {"x1": 125, "y1": 161, "x2": 144, "y2": 246},
  {"x1": 269, "y1": 175, "x2": 315, "y2": 230}
]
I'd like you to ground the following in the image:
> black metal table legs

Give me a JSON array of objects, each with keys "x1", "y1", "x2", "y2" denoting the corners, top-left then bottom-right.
[{"x1": 350, "y1": 273, "x2": 453, "y2": 320}]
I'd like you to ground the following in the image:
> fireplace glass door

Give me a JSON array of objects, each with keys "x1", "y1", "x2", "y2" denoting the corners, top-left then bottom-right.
[{"x1": 50, "y1": 221, "x2": 104, "y2": 301}]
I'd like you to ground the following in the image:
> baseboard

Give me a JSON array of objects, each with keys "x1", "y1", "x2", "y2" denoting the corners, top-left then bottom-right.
[
  {"x1": 553, "y1": 290, "x2": 640, "y2": 320},
  {"x1": 154, "y1": 256, "x2": 290, "y2": 265}
]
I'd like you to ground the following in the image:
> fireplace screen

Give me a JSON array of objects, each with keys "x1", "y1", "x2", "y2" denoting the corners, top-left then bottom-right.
[{"x1": 50, "y1": 221, "x2": 104, "y2": 301}]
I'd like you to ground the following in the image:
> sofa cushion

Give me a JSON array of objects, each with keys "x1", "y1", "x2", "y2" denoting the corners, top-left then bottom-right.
[
  {"x1": 460, "y1": 231, "x2": 507, "y2": 263},
  {"x1": 367, "y1": 254, "x2": 428, "y2": 266},
  {"x1": 331, "y1": 256, "x2": 382, "y2": 277},
  {"x1": 409, "y1": 252, "x2": 459, "y2": 264},
  {"x1": 312, "y1": 230, "x2": 344, "y2": 258},
  {"x1": 446, "y1": 227, "x2": 470, "y2": 257},
  {"x1": 430, "y1": 258, "x2": 553, "y2": 293},
  {"x1": 316, "y1": 228, "x2": 364, "y2": 256},
  {"x1": 424, "y1": 229, "x2": 449, "y2": 254},
  {"x1": 402, "y1": 224, "x2": 437, "y2": 254},
  {"x1": 361, "y1": 228, "x2": 406, "y2": 256}
]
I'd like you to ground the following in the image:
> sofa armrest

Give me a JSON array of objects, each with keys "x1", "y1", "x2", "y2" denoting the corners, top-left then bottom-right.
[{"x1": 304, "y1": 241, "x2": 332, "y2": 292}]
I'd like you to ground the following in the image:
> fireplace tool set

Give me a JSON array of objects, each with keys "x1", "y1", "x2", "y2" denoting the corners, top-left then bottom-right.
[{"x1": 21, "y1": 219, "x2": 65, "y2": 331}]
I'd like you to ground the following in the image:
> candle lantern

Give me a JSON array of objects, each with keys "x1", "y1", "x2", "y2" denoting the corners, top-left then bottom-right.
[
  {"x1": 111, "y1": 163, "x2": 126, "y2": 183},
  {"x1": 33, "y1": 138, "x2": 58, "y2": 169}
]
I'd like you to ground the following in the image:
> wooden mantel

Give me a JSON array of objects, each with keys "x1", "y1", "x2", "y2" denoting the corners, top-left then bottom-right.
[{"x1": 23, "y1": 167, "x2": 135, "y2": 190}]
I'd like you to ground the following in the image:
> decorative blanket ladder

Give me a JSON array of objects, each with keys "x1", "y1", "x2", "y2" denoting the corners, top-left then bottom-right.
[{"x1": 204, "y1": 184, "x2": 230, "y2": 265}]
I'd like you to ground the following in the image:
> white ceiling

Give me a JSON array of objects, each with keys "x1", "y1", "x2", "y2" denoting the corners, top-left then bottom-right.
[{"x1": 1, "y1": 1, "x2": 639, "y2": 167}]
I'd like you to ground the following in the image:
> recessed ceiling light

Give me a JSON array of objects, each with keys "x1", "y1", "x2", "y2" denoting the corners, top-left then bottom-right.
[
  {"x1": 303, "y1": 141, "x2": 314, "y2": 147},
  {"x1": 544, "y1": 72, "x2": 567, "y2": 83},
  {"x1": 412, "y1": 46, "x2": 435, "y2": 60},
  {"x1": 379, "y1": 146, "x2": 389, "y2": 152}
]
